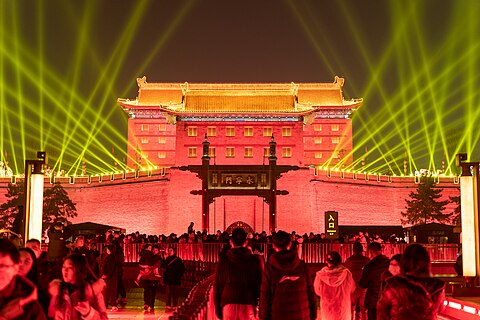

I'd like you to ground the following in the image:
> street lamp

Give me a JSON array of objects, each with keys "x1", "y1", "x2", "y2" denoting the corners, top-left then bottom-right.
[
  {"x1": 456, "y1": 153, "x2": 480, "y2": 281},
  {"x1": 24, "y1": 151, "x2": 46, "y2": 243}
]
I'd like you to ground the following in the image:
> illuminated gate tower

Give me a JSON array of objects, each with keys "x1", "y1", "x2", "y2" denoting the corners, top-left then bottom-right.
[{"x1": 118, "y1": 76, "x2": 362, "y2": 171}]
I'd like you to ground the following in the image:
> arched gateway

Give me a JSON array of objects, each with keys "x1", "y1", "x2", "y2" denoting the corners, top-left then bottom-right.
[
  {"x1": 226, "y1": 221, "x2": 254, "y2": 234},
  {"x1": 179, "y1": 136, "x2": 299, "y2": 233}
]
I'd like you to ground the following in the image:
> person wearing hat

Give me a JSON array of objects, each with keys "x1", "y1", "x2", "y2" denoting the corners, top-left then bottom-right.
[{"x1": 345, "y1": 242, "x2": 371, "y2": 320}]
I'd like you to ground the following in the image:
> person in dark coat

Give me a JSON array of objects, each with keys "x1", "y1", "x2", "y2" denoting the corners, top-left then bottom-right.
[
  {"x1": 135, "y1": 244, "x2": 153, "y2": 286},
  {"x1": 213, "y1": 228, "x2": 263, "y2": 320},
  {"x1": 0, "y1": 238, "x2": 46, "y2": 320},
  {"x1": 18, "y1": 248, "x2": 50, "y2": 314},
  {"x1": 113, "y1": 240, "x2": 127, "y2": 304},
  {"x1": 47, "y1": 223, "x2": 70, "y2": 280},
  {"x1": 162, "y1": 246, "x2": 185, "y2": 311},
  {"x1": 142, "y1": 245, "x2": 163, "y2": 314},
  {"x1": 259, "y1": 230, "x2": 317, "y2": 320},
  {"x1": 26, "y1": 239, "x2": 51, "y2": 303},
  {"x1": 358, "y1": 241, "x2": 390, "y2": 320},
  {"x1": 100, "y1": 244, "x2": 118, "y2": 311},
  {"x1": 345, "y1": 242, "x2": 370, "y2": 320},
  {"x1": 377, "y1": 244, "x2": 445, "y2": 320}
]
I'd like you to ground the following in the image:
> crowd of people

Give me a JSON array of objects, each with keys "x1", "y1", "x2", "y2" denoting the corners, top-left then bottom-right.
[
  {"x1": 0, "y1": 221, "x2": 446, "y2": 320},
  {"x1": 213, "y1": 228, "x2": 446, "y2": 320},
  {"x1": 0, "y1": 222, "x2": 188, "y2": 319},
  {"x1": 39, "y1": 220, "x2": 404, "y2": 253}
]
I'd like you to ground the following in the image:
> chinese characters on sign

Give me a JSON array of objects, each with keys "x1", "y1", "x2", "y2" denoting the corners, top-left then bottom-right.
[
  {"x1": 211, "y1": 173, "x2": 264, "y2": 188},
  {"x1": 324, "y1": 211, "x2": 339, "y2": 240}
]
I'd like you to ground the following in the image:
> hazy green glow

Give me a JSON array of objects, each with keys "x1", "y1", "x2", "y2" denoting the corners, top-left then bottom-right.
[
  {"x1": 290, "y1": 0, "x2": 480, "y2": 175},
  {"x1": 0, "y1": 1, "x2": 196, "y2": 175}
]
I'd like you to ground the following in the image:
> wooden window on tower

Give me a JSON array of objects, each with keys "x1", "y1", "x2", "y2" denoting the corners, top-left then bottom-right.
[
  {"x1": 244, "y1": 147, "x2": 253, "y2": 158},
  {"x1": 226, "y1": 127, "x2": 235, "y2": 137},
  {"x1": 187, "y1": 127, "x2": 197, "y2": 137},
  {"x1": 207, "y1": 126, "x2": 217, "y2": 137},
  {"x1": 141, "y1": 137, "x2": 149, "y2": 144},
  {"x1": 282, "y1": 147, "x2": 292, "y2": 158},
  {"x1": 157, "y1": 151, "x2": 166, "y2": 159},
  {"x1": 209, "y1": 147, "x2": 216, "y2": 158},
  {"x1": 331, "y1": 124, "x2": 340, "y2": 132},
  {"x1": 188, "y1": 147, "x2": 197, "y2": 158},
  {"x1": 244, "y1": 127, "x2": 253, "y2": 137},
  {"x1": 263, "y1": 127, "x2": 272, "y2": 137},
  {"x1": 141, "y1": 124, "x2": 149, "y2": 132},
  {"x1": 315, "y1": 152, "x2": 323, "y2": 159},
  {"x1": 158, "y1": 137, "x2": 166, "y2": 144},
  {"x1": 226, "y1": 147, "x2": 235, "y2": 158},
  {"x1": 264, "y1": 147, "x2": 269, "y2": 158},
  {"x1": 314, "y1": 137, "x2": 323, "y2": 144},
  {"x1": 158, "y1": 124, "x2": 166, "y2": 131},
  {"x1": 314, "y1": 124, "x2": 322, "y2": 131},
  {"x1": 331, "y1": 137, "x2": 340, "y2": 144},
  {"x1": 282, "y1": 127, "x2": 292, "y2": 137}
]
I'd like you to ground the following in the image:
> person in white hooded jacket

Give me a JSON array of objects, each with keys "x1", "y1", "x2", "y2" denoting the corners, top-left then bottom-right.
[{"x1": 314, "y1": 251, "x2": 355, "y2": 320}]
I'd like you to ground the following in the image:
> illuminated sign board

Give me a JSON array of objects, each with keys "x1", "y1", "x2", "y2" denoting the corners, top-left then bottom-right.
[
  {"x1": 325, "y1": 211, "x2": 339, "y2": 240},
  {"x1": 209, "y1": 171, "x2": 270, "y2": 189}
]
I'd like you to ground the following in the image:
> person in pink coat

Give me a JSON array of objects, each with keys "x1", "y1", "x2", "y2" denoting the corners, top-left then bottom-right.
[{"x1": 314, "y1": 251, "x2": 356, "y2": 320}]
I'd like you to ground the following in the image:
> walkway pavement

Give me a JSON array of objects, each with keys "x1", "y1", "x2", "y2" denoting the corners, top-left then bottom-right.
[
  {"x1": 106, "y1": 287, "x2": 183, "y2": 320},
  {"x1": 106, "y1": 286, "x2": 461, "y2": 320}
]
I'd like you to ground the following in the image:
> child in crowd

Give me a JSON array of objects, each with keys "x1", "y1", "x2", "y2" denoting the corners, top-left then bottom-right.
[{"x1": 134, "y1": 244, "x2": 153, "y2": 286}]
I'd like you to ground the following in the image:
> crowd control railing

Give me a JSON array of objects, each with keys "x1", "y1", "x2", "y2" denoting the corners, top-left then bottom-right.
[
  {"x1": 169, "y1": 275, "x2": 215, "y2": 320},
  {"x1": 102, "y1": 242, "x2": 459, "y2": 263}
]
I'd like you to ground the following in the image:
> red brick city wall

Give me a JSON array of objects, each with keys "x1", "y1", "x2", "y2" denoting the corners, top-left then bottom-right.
[{"x1": 0, "y1": 171, "x2": 460, "y2": 236}]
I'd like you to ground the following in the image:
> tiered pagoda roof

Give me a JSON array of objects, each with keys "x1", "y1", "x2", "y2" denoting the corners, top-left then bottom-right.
[{"x1": 118, "y1": 76, "x2": 362, "y2": 119}]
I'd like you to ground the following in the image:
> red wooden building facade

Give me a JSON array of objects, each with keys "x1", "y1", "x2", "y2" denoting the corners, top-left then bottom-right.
[{"x1": 118, "y1": 76, "x2": 362, "y2": 170}]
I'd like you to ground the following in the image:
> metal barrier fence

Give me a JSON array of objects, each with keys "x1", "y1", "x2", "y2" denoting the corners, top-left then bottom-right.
[
  {"x1": 169, "y1": 276, "x2": 215, "y2": 320},
  {"x1": 164, "y1": 243, "x2": 460, "y2": 320},
  {"x1": 92, "y1": 242, "x2": 459, "y2": 263}
]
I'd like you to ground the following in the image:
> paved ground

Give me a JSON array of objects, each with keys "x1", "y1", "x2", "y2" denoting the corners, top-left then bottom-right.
[
  {"x1": 106, "y1": 286, "x2": 460, "y2": 320},
  {"x1": 106, "y1": 287, "x2": 184, "y2": 320}
]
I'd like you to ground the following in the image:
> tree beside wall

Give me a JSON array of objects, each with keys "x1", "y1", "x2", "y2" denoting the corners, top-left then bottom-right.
[
  {"x1": 401, "y1": 175, "x2": 451, "y2": 225},
  {"x1": 0, "y1": 182, "x2": 77, "y2": 232}
]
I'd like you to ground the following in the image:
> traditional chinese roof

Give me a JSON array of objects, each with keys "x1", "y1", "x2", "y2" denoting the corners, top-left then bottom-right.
[{"x1": 118, "y1": 76, "x2": 362, "y2": 117}]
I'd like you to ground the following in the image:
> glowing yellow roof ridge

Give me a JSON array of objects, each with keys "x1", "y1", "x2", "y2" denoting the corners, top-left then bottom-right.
[{"x1": 119, "y1": 76, "x2": 362, "y2": 114}]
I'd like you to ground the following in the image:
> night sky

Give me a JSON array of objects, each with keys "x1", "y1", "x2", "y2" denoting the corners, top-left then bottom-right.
[{"x1": 1, "y1": 0, "x2": 478, "y2": 174}]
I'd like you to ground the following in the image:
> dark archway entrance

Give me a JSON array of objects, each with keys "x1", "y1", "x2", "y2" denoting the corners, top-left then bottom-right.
[
  {"x1": 226, "y1": 221, "x2": 254, "y2": 234},
  {"x1": 179, "y1": 136, "x2": 298, "y2": 233}
]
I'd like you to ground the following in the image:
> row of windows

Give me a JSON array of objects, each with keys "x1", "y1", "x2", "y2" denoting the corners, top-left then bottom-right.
[
  {"x1": 139, "y1": 150, "x2": 336, "y2": 160},
  {"x1": 313, "y1": 124, "x2": 340, "y2": 132},
  {"x1": 312, "y1": 152, "x2": 341, "y2": 159},
  {"x1": 188, "y1": 147, "x2": 292, "y2": 158},
  {"x1": 140, "y1": 136, "x2": 340, "y2": 145},
  {"x1": 188, "y1": 126, "x2": 291, "y2": 137},
  {"x1": 142, "y1": 150, "x2": 341, "y2": 160},
  {"x1": 141, "y1": 137, "x2": 167, "y2": 144},
  {"x1": 138, "y1": 123, "x2": 340, "y2": 133},
  {"x1": 313, "y1": 137, "x2": 340, "y2": 144},
  {"x1": 140, "y1": 124, "x2": 167, "y2": 132}
]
